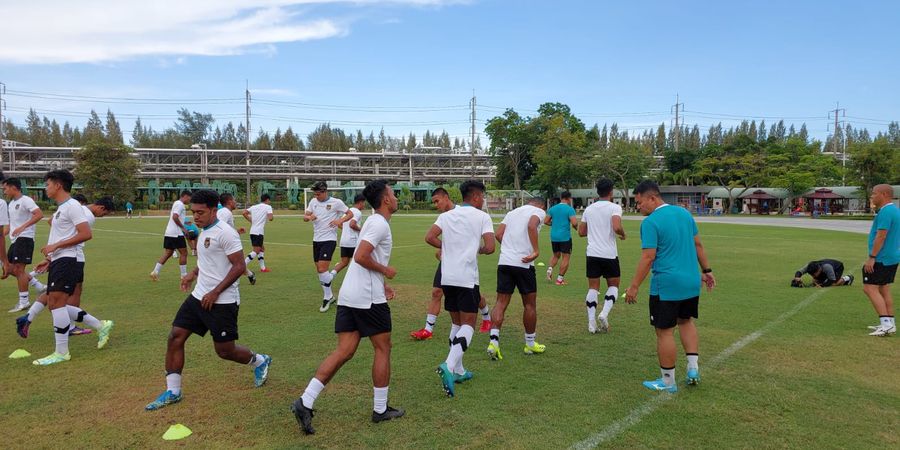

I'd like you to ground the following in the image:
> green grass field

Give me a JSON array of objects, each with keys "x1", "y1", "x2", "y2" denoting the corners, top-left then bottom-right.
[{"x1": 1, "y1": 215, "x2": 897, "y2": 449}]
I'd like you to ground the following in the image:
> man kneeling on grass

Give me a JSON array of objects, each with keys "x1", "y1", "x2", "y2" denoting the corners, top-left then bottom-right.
[{"x1": 791, "y1": 259, "x2": 854, "y2": 287}]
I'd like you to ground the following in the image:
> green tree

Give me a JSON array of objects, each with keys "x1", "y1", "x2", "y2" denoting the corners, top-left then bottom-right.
[
  {"x1": 848, "y1": 137, "x2": 896, "y2": 206},
  {"x1": 694, "y1": 134, "x2": 767, "y2": 211},
  {"x1": 767, "y1": 137, "x2": 839, "y2": 212},
  {"x1": 485, "y1": 108, "x2": 537, "y2": 191},
  {"x1": 83, "y1": 110, "x2": 105, "y2": 142},
  {"x1": 593, "y1": 140, "x2": 653, "y2": 207},
  {"x1": 174, "y1": 108, "x2": 215, "y2": 146},
  {"x1": 530, "y1": 114, "x2": 589, "y2": 193},
  {"x1": 105, "y1": 110, "x2": 123, "y2": 145},
  {"x1": 73, "y1": 140, "x2": 140, "y2": 202}
]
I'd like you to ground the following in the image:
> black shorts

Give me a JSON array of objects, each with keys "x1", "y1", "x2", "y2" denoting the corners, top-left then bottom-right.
[
  {"x1": 551, "y1": 239, "x2": 573, "y2": 254},
  {"x1": 340, "y1": 246, "x2": 356, "y2": 258},
  {"x1": 8, "y1": 237, "x2": 34, "y2": 264},
  {"x1": 47, "y1": 257, "x2": 79, "y2": 295},
  {"x1": 586, "y1": 257, "x2": 621, "y2": 279},
  {"x1": 443, "y1": 285, "x2": 480, "y2": 313},
  {"x1": 863, "y1": 262, "x2": 898, "y2": 286},
  {"x1": 75, "y1": 261, "x2": 85, "y2": 284},
  {"x1": 334, "y1": 303, "x2": 392, "y2": 337},
  {"x1": 649, "y1": 295, "x2": 699, "y2": 329},
  {"x1": 164, "y1": 236, "x2": 187, "y2": 250},
  {"x1": 313, "y1": 241, "x2": 337, "y2": 262},
  {"x1": 496, "y1": 265, "x2": 537, "y2": 295},
  {"x1": 172, "y1": 295, "x2": 240, "y2": 342},
  {"x1": 250, "y1": 234, "x2": 265, "y2": 247},
  {"x1": 432, "y1": 263, "x2": 442, "y2": 288},
  {"x1": 186, "y1": 231, "x2": 198, "y2": 241}
]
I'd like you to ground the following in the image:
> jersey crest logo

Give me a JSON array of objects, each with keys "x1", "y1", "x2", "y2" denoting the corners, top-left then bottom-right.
[
  {"x1": 326, "y1": 204, "x2": 332, "y2": 210},
  {"x1": 56, "y1": 211, "x2": 61, "y2": 219},
  {"x1": 204, "y1": 237, "x2": 211, "y2": 248},
  {"x1": 15, "y1": 204, "x2": 19, "y2": 210}
]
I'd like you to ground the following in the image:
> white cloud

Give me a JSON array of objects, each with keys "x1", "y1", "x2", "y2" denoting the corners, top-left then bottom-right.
[{"x1": 1, "y1": 0, "x2": 467, "y2": 64}]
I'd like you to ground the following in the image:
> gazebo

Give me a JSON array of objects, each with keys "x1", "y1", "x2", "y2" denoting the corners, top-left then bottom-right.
[
  {"x1": 803, "y1": 188, "x2": 846, "y2": 215},
  {"x1": 740, "y1": 189, "x2": 779, "y2": 214}
]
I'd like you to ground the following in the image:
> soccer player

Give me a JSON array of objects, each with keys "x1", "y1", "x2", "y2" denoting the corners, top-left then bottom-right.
[
  {"x1": 792, "y1": 259, "x2": 853, "y2": 287},
  {"x1": 243, "y1": 194, "x2": 274, "y2": 272},
  {"x1": 17, "y1": 197, "x2": 115, "y2": 343},
  {"x1": 0, "y1": 172, "x2": 9, "y2": 281},
  {"x1": 426, "y1": 180, "x2": 495, "y2": 397},
  {"x1": 126, "y1": 201, "x2": 133, "y2": 219},
  {"x1": 4, "y1": 177, "x2": 44, "y2": 313},
  {"x1": 487, "y1": 197, "x2": 546, "y2": 361},
  {"x1": 184, "y1": 217, "x2": 199, "y2": 256},
  {"x1": 291, "y1": 180, "x2": 404, "y2": 435},
  {"x1": 303, "y1": 181, "x2": 353, "y2": 312},
  {"x1": 145, "y1": 189, "x2": 271, "y2": 411},
  {"x1": 332, "y1": 194, "x2": 365, "y2": 275},
  {"x1": 545, "y1": 191, "x2": 577, "y2": 285},
  {"x1": 862, "y1": 184, "x2": 899, "y2": 337},
  {"x1": 410, "y1": 188, "x2": 492, "y2": 341},
  {"x1": 624, "y1": 180, "x2": 715, "y2": 392},
  {"x1": 578, "y1": 178, "x2": 626, "y2": 334},
  {"x1": 218, "y1": 193, "x2": 256, "y2": 285},
  {"x1": 31, "y1": 170, "x2": 93, "y2": 366},
  {"x1": 150, "y1": 191, "x2": 191, "y2": 281}
]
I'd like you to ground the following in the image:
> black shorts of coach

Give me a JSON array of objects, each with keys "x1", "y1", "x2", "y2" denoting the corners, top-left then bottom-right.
[
  {"x1": 442, "y1": 284, "x2": 481, "y2": 313},
  {"x1": 313, "y1": 240, "x2": 337, "y2": 262},
  {"x1": 334, "y1": 303, "x2": 392, "y2": 337},
  {"x1": 163, "y1": 235, "x2": 187, "y2": 250},
  {"x1": 47, "y1": 257, "x2": 79, "y2": 295},
  {"x1": 172, "y1": 295, "x2": 240, "y2": 342},
  {"x1": 497, "y1": 265, "x2": 537, "y2": 295},
  {"x1": 551, "y1": 239, "x2": 573, "y2": 254},
  {"x1": 432, "y1": 263, "x2": 442, "y2": 288},
  {"x1": 75, "y1": 261, "x2": 85, "y2": 284},
  {"x1": 586, "y1": 257, "x2": 620, "y2": 279},
  {"x1": 649, "y1": 295, "x2": 699, "y2": 329},
  {"x1": 862, "y1": 262, "x2": 899, "y2": 286},
  {"x1": 250, "y1": 234, "x2": 264, "y2": 247},
  {"x1": 7, "y1": 237, "x2": 34, "y2": 264},
  {"x1": 340, "y1": 246, "x2": 356, "y2": 259}
]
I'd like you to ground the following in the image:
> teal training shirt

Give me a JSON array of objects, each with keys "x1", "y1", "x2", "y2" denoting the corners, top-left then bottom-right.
[
  {"x1": 869, "y1": 203, "x2": 900, "y2": 265},
  {"x1": 547, "y1": 202, "x2": 576, "y2": 242},
  {"x1": 640, "y1": 204, "x2": 701, "y2": 301}
]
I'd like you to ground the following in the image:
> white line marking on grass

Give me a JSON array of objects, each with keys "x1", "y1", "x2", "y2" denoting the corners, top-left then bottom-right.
[{"x1": 571, "y1": 288, "x2": 830, "y2": 450}]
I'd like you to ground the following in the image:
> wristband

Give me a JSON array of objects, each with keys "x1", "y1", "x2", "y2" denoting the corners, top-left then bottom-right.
[
  {"x1": 702, "y1": 268, "x2": 713, "y2": 274},
  {"x1": 869, "y1": 254, "x2": 877, "y2": 259}
]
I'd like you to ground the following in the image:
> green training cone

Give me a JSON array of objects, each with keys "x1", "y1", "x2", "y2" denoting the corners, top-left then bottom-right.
[
  {"x1": 162, "y1": 424, "x2": 192, "y2": 441},
  {"x1": 9, "y1": 349, "x2": 31, "y2": 359}
]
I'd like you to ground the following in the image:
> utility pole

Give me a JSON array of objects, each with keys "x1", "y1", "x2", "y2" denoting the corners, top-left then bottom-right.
[
  {"x1": 0, "y1": 82, "x2": 5, "y2": 168},
  {"x1": 671, "y1": 94, "x2": 684, "y2": 152},
  {"x1": 245, "y1": 80, "x2": 252, "y2": 204},
  {"x1": 828, "y1": 102, "x2": 846, "y2": 185},
  {"x1": 470, "y1": 90, "x2": 476, "y2": 177}
]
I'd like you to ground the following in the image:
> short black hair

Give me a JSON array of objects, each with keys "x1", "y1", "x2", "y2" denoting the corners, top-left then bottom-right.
[
  {"x1": 73, "y1": 193, "x2": 89, "y2": 204},
  {"x1": 633, "y1": 180, "x2": 660, "y2": 196},
  {"x1": 353, "y1": 194, "x2": 366, "y2": 204},
  {"x1": 312, "y1": 181, "x2": 328, "y2": 192},
  {"x1": 459, "y1": 180, "x2": 486, "y2": 201},
  {"x1": 260, "y1": 193, "x2": 270, "y2": 202},
  {"x1": 596, "y1": 178, "x2": 615, "y2": 197},
  {"x1": 180, "y1": 190, "x2": 192, "y2": 198},
  {"x1": 190, "y1": 189, "x2": 220, "y2": 209},
  {"x1": 219, "y1": 192, "x2": 234, "y2": 205},
  {"x1": 363, "y1": 179, "x2": 390, "y2": 209},
  {"x1": 560, "y1": 191, "x2": 572, "y2": 200},
  {"x1": 529, "y1": 197, "x2": 545, "y2": 206},
  {"x1": 432, "y1": 187, "x2": 449, "y2": 198},
  {"x1": 45, "y1": 169, "x2": 75, "y2": 192},
  {"x1": 4, "y1": 177, "x2": 22, "y2": 191},
  {"x1": 806, "y1": 261, "x2": 821, "y2": 275},
  {"x1": 94, "y1": 197, "x2": 115, "y2": 212}
]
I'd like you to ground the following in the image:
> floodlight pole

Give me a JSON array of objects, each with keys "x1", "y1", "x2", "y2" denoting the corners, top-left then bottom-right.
[{"x1": 245, "y1": 81, "x2": 251, "y2": 204}]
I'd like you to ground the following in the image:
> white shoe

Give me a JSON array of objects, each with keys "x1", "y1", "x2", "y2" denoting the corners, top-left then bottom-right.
[
  {"x1": 546, "y1": 268, "x2": 553, "y2": 281},
  {"x1": 588, "y1": 321, "x2": 597, "y2": 334},
  {"x1": 8, "y1": 302, "x2": 29, "y2": 313},
  {"x1": 149, "y1": 271, "x2": 159, "y2": 282},
  {"x1": 598, "y1": 315, "x2": 609, "y2": 333},
  {"x1": 319, "y1": 297, "x2": 335, "y2": 313},
  {"x1": 868, "y1": 325, "x2": 896, "y2": 337}
]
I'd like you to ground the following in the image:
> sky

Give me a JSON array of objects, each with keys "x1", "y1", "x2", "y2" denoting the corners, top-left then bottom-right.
[{"x1": 1, "y1": 0, "x2": 898, "y2": 146}]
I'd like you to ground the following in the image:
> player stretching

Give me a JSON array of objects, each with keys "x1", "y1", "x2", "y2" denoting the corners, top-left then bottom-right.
[
  {"x1": 578, "y1": 179, "x2": 626, "y2": 334},
  {"x1": 150, "y1": 191, "x2": 191, "y2": 281},
  {"x1": 291, "y1": 180, "x2": 403, "y2": 435},
  {"x1": 426, "y1": 180, "x2": 495, "y2": 397},
  {"x1": 243, "y1": 194, "x2": 274, "y2": 272},
  {"x1": 145, "y1": 189, "x2": 271, "y2": 411},
  {"x1": 304, "y1": 181, "x2": 353, "y2": 312},
  {"x1": 487, "y1": 197, "x2": 546, "y2": 361}
]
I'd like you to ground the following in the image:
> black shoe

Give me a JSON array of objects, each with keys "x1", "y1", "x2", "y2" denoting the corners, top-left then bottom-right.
[
  {"x1": 372, "y1": 405, "x2": 405, "y2": 423},
  {"x1": 248, "y1": 272, "x2": 257, "y2": 285},
  {"x1": 846, "y1": 275, "x2": 854, "y2": 286},
  {"x1": 290, "y1": 398, "x2": 315, "y2": 435}
]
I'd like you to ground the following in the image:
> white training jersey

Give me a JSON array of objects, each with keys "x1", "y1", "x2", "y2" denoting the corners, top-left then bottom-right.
[
  {"x1": 217, "y1": 207, "x2": 236, "y2": 230},
  {"x1": 47, "y1": 198, "x2": 88, "y2": 260},
  {"x1": 76, "y1": 205, "x2": 97, "y2": 263},
  {"x1": 436, "y1": 205, "x2": 494, "y2": 288},
  {"x1": 307, "y1": 197, "x2": 348, "y2": 242},
  {"x1": 248, "y1": 203, "x2": 273, "y2": 235},
  {"x1": 0, "y1": 199, "x2": 8, "y2": 228},
  {"x1": 498, "y1": 204, "x2": 545, "y2": 269},
  {"x1": 582, "y1": 200, "x2": 623, "y2": 258},
  {"x1": 338, "y1": 213, "x2": 392, "y2": 309},
  {"x1": 340, "y1": 207, "x2": 363, "y2": 248},
  {"x1": 9, "y1": 195, "x2": 39, "y2": 241},
  {"x1": 192, "y1": 220, "x2": 244, "y2": 305},
  {"x1": 164, "y1": 200, "x2": 187, "y2": 237}
]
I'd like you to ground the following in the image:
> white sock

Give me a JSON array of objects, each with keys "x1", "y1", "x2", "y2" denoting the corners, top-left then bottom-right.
[
  {"x1": 28, "y1": 270, "x2": 38, "y2": 278},
  {"x1": 445, "y1": 324, "x2": 473, "y2": 372},
  {"x1": 557, "y1": 275, "x2": 564, "y2": 283},
  {"x1": 301, "y1": 377, "x2": 326, "y2": 409},
  {"x1": 661, "y1": 367, "x2": 676, "y2": 387},
  {"x1": 585, "y1": 289, "x2": 599, "y2": 325},
  {"x1": 425, "y1": 314, "x2": 437, "y2": 332},
  {"x1": 373, "y1": 386, "x2": 388, "y2": 414},
  {"x1": 258, "y1": 253, "x2": 266, "y2": 269},
  {"x1": 600, "y1": 286, "x2": 618, "y2": 319},
  {"x1": 881, "y1": 316, "x2": 892, "y2": 328},
  {"x1": 448, "y1": 323, "x2": 460, "y2": 347},
  {"x1": 841, "y1": 275, "x2": 851, "y2": 283},
  {"x1": 66, "y1": 305, "x2": 102, "y2": 329},
  {"x1": 27, "y1": 301, "x2": 45, "y2": 322},
  {"x1": 525, "y1": 332, "x2": 536, "y2": 347},
  {"x1": 489, "y1": 328, "x2": 500, "y2": 347},
  {"x1": 166, "y1": 372, "x2": 182, "y2": 395},
  {"x1": 479, "y1": 305, "x2": 490, "y2": 321},
  {"x1": 250, "y1": 353, "x2": 266, "y2": 368},
  {"x1": 29, "y1": 277, "x2": 46, "y2": 291},
  {"x1": 51, "y1": 307, "x2": 71, "y2": 355},
  {"x1": 153, "y1": 262, "x2": 163, "y2": 274},
  {"x1": 686, "y1": 353, "x2": 699, "y2": 371},
  {"x1": 319, "y1": 272, "x2": 334, "y2": 299},
  {"x1": 179, "y1": 265, "x2": 187, "y2": 277},
  {"x1": 18, "y1": 291, "x2": 29, "y2": 305},
  {"x1": 246, "y1": 252, "x2": 257, "y2": 263}
]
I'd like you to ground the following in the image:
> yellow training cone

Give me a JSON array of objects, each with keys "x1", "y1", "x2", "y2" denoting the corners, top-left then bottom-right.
[
  {"x1": 9, "y1": 349, "x2": 31, "y2": 359},
  {"x1": 162, "y1": 424, "x2": 192, "y2": 441},
  {"x1": 536, "y1": 262, "x2": 546, "y2": 266}
]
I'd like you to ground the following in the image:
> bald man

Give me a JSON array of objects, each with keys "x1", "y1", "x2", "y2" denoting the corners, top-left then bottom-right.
[{"x1": 863, "y1": 184, "x2": 898, "y2": 337}]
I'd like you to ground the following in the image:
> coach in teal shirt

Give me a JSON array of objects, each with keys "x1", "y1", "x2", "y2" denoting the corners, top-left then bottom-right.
[
  {"x1": 863, "y1": 184, "x2": 899, "y2": 336},
  {"x1": 544, "y1": 192, "x2": 578, "y2": 284}
]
